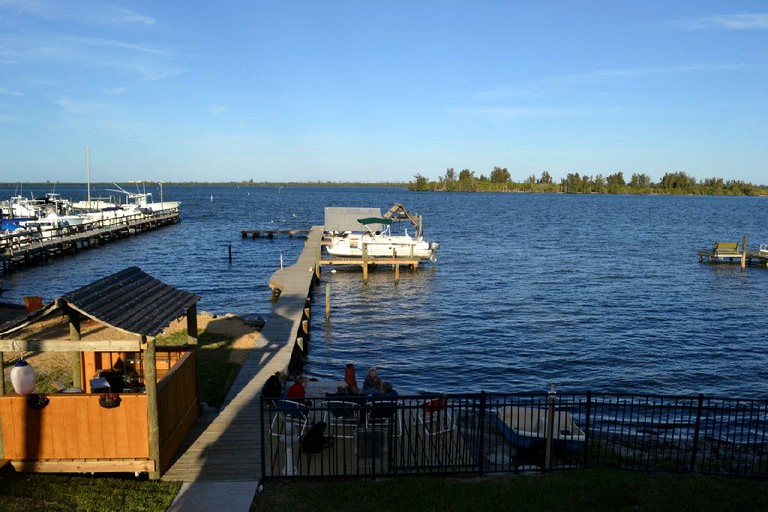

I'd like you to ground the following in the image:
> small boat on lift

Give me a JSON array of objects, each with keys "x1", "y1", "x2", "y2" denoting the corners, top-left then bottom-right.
[{"x1": 326, "y1": 217, "x2": 439, "y2": 261}]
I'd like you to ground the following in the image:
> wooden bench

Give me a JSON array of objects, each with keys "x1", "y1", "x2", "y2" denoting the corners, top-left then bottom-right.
[{"x1": 713, "y1": 242, "x2": 741, "y2": 257}]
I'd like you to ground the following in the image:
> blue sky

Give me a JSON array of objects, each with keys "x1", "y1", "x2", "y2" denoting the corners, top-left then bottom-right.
[{"x1": 0, "y1": 1, "x2": 766, "y2": 184}]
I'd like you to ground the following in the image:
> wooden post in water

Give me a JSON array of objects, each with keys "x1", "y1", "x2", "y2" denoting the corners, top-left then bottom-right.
[
  {"x1": 228, "y1": 244, "x2": 232, "y2": 264},
  {"x1": 741, "y1": 235, "x2": 747, "y2": 271},
  {"x1": 325, "y1": 283, "x2": 331, "y2": 320},
  {"x1": 362, "y1": 244, "x2": 369, "y2": 282},
  {"x1": 395, "y1": 263, "x2": 400, "y2": 283}
]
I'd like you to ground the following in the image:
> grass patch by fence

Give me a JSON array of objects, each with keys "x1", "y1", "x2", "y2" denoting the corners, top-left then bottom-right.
[
  {"x1": 0, "y1": 471, "x2": 181, "y2": 512},
  {"x1": 254, "y1": 469, "x2": 768, "y2": 511}
]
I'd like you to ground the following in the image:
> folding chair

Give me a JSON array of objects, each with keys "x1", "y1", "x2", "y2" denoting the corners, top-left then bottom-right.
[
  {"x1": 418, "y1": 398, "x2": 454, "y2": 436},
  {"x1": 366, "y1": 399, "x2": 402, "y2": 437},
  {"x1": 322, "y1": 400, "x2": 361, "y2": 440}
]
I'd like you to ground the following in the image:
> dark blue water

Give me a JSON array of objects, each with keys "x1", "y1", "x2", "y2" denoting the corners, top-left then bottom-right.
[{"x1": 2, "y1": 185, "x2": 767, "y2": 397}]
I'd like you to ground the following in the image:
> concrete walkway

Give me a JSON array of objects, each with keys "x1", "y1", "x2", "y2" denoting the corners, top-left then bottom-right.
[{"x1": 165, "y1": 226, "x2": 324, "y2": 510}]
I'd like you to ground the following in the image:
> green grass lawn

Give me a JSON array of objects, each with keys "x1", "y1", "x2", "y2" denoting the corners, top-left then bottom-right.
[
  {"x1": 0, "y1": 471, "x2": 181, "y2": 512},
  {"x1": 254, "y1": 469, "x2": 768, "y2": 512}
]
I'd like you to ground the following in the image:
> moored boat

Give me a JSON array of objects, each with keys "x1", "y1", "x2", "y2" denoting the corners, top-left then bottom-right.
[
  {"x1": 326, "y1": 217, "x2": 439, "y2": 261},
  {"x1": 496, "y1": 405, "x2": 586, "y2": 451}
]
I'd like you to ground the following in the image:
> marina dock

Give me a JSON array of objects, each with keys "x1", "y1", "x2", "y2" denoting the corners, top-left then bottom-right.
[{"x1": 0, "y1": 208, "x2": 180, "y2": 273}]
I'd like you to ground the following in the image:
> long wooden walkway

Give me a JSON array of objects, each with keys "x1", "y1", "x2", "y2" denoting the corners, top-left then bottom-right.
[{"x1": 162, "y1": 225, "x2": 324, "y2": 483}]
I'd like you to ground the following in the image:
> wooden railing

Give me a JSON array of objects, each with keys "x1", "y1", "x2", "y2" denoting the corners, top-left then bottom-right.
[{"x1": 157, "y1": 349, "x2": 199, "y2": 473}]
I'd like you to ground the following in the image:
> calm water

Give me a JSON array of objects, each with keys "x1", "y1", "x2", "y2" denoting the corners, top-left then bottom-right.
[{"x1": 2, "y1": 185, "x2": 767, "y2": 397}]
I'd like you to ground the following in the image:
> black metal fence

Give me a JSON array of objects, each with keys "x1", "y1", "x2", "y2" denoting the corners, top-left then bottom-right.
[{"x1": 260, "y1": 391, "x2": 768, "y2": 478}]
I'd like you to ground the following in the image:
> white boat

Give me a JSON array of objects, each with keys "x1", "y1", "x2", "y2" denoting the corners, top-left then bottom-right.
[
  {"x1": 326, "y1": 217, "x2": 439, "y2": 261},
  {"x1": 496, "y1": 405, "x2": 586, "y2": 452},
  {"x1": 107, "y1": 183, "x2": 180, "y2": 214}
]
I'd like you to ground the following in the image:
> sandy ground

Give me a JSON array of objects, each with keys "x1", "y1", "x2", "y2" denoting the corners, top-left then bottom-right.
[{"x1": 0, "y1": 304, "x2": 263, "y2": 384}]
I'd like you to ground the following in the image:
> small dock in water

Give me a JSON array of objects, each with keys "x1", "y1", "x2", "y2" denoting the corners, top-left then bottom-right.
[
  {"x1": 697, "y1": 239, "x2": 768, "y2": 269},
  {"x1": 241, "y1": 229, "x2": 309, "y2": 239}
]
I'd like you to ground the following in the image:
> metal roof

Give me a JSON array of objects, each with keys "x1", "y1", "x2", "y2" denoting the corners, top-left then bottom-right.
[
  {"x1": 61, "y1": 266, "x2": 200, "y2": 337},
  {"x1": 324, "y1": 207, "x2": 381, "y2": 232}
]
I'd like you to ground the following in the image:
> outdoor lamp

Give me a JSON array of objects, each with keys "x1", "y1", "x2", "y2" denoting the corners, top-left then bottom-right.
[{"x1": 11, "y1": 359, "x2": 36, "y2": 395}]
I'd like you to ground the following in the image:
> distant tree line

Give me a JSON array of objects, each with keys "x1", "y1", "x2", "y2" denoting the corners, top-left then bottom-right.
[{"x1": 408, "y1": 168, "x2": 767, "y2": 196}]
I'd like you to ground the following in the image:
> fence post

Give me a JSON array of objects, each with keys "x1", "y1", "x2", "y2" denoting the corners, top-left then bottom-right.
[
  {"x1": 584, "y1": 390, "x2": 592, "y2": 469},
  {"x1": 478, "y1": 391, "x2": 487, "y2": 476},
  {"x1": 544, "y1": 384, "x2": 557, "y2": 470},
  {"x1": 689, "y1": 394, "x2": 705, "y2": 473}
]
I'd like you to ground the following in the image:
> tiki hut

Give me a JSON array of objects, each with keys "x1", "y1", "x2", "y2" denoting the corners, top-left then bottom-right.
[{"x1": 0, "y1": 267, "x2": 200, "y2": 479}]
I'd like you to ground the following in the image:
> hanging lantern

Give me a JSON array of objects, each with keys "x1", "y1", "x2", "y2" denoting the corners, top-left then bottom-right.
[{"x1": 10, "y1": 359, "x2": 36, "y2": 395}]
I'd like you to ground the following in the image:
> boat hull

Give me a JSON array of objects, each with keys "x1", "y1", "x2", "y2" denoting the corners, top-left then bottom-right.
[
  {"x1": 497, "y1": 405, "x2": 586, "y2": 451},
  {"x1": 326, "y1": 234, "x2": 438, "y2": 260}
]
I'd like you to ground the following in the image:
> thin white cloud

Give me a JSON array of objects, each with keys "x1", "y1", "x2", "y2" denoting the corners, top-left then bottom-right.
[
  {"x1": 453, "y1": 106, "x2": 585, "y2": 118},
  {"x1": 104, "y1": 86, "x2": 127, "y2": 96},
  {"x1": 475, "y1": 64, "x2": 744, "y2": 100},
  {"x1": 66, "y1": 36, "x2": 170, "y2": 56},
  {"x1": 0, "y1": 86, "x2": 23, "y2": 96},
  {"x1": 54, "y1": 97, "x2": 102, "y2": 113},
  {"x1": 675, "y1": 13, "x2": 768, "y2": 30},
  {"x1": 0, "y1": 0, "x2": 154, "y2": 26},
  {"x1": 210, "y1": 105, "x2": 229, "y2": 116}
]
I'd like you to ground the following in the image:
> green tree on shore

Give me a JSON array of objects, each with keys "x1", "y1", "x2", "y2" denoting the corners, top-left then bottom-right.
[{"x1": 409, "y1": 167, "x2": 766, "y2": 196}]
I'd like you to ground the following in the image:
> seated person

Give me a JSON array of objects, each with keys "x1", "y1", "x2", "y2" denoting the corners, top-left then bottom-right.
[
  {"x1": 362, "y1": 367, "x2": 382, "y2": 395},
  {"x1": 261, "y1": 371, "x2": 286, "y2": 406},
  {"x1": 326, "y1": 381, "x2": 351, "y2": 397},
  {"x1": 286, "y1": 375, "x2": 310, "y2": 406},
  {"x1": 380, "y1": 381, "x2": 398, "y2": 397}
]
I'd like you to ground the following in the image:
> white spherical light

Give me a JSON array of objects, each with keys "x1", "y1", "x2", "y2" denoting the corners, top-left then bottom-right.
[{"x1": 10, "y1": 360, "x2": 36, "y2": 395}]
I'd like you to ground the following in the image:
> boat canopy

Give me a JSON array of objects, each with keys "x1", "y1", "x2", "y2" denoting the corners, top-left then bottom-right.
[{"x1": 357, "y1": 217, "x2": 392, "y2": 226}]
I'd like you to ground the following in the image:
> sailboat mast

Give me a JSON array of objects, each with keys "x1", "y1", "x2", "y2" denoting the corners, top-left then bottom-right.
[{"x1": 86, "y1": 145, "x2": 91, "y2": 208}]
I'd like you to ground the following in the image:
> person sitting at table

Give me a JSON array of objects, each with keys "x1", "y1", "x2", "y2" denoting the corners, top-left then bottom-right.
[
  {"x1": 362, "y1": 367, "x2": 382, "y2": 395},
  {"x1": 261, "y1": 370, "x2": 286, "y2": 406},
  {"x1": 286, "y1": 375, "x2": 310, "y2": 405},
  {"x1": 326, "y1": 381, "x2": 352, "y2": 397},
  {"x1": 380, "y1": 381, "x2": 398, "y2": 397}
]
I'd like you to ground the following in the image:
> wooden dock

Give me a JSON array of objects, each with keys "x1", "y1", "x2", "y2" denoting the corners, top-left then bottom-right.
[
  {"x1": 1, "y1": 208, "x2": 181, "y2": 273},
  {"x1": 697, "y1": 239, "x2": 768, "y2": 268},
  {"x1": 161, "y1": 225, "x2": 324, "y2": 482},
  {"x1": 241, "y1": 229, "x2": 309, "y2": 239}
]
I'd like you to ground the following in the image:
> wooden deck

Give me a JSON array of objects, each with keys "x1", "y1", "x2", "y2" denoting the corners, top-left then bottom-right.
[{"x1": 161, "y1": 226, "x2": 324, "y2": 482}]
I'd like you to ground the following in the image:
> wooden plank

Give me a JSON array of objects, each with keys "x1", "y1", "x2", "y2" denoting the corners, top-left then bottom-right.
[
  {"x1": 0, "y1": 339, "x2": 142, "y2": 352},
  {"x1": 11, "y1": 459, "x2": 155, "y2": 473}
]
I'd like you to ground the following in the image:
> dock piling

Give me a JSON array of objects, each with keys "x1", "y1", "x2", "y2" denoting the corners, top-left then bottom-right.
[
  {"x1": 325, "y1": 283, "x2": 331, "y2": 320},
  {"x1": 741, "y1": 235, "x2": 747, "y2": 271}
]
